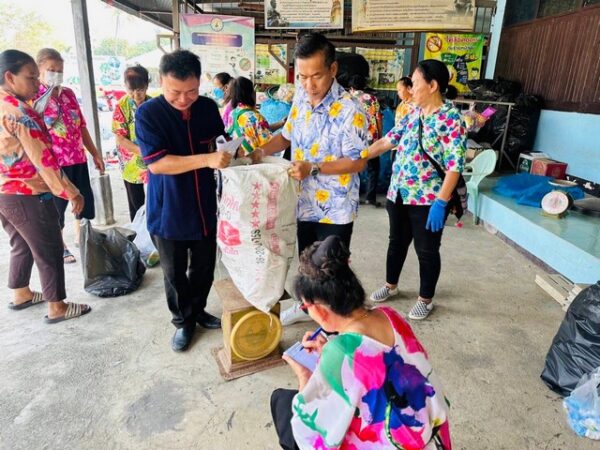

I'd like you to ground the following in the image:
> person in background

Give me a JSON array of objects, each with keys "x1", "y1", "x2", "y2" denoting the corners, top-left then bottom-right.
[
  {"x1": 35, "y1": 48, "x2": 104, "y2": 264},
  {"x1": 212, "y1": 72, "x2": 232, "y2": 108},
  {"x1": 221, "y1": 78, "x2": 235, "y2": 130},
  {"x1": 112, "y1": 65, "x2": 151, "y2": 221},
  {"x1": 395, "y1": 76, "x2": 414, "y2": 124},
  {"x1": 255, "y1": 32, "x2": 369, "y2": 326},
  {"x1": 0, "y1": 49, "x2": 91, "y2": 323},
  {"x1": 348, "y1": 73, "x2": 382, "y2": 207},
  {"x1": 271, "y1": 236, "x2": 451, "y2": 450},
  {"x1": 226, "y1": 76, "x2": 272, "y2": 158},
  {"x1": 136, "y1": 50, "x2": 231, "y2": 352},
  {"x1": 365, "y1": 60, "x2": 466, "y2": 320}
]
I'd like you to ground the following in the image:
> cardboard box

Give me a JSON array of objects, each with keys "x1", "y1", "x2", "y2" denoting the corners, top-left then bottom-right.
[
  {"x1": 531, "y1": 158, "x2": 568, "y2": 179},
  {"x1": 517, "y1": 152, "x2": 548, "y2": 173}
]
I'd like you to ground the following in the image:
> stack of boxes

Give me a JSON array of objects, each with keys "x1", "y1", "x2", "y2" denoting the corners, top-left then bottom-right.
[{"x1": 517, "y1": 152, "x2": 568, "y2": 179}]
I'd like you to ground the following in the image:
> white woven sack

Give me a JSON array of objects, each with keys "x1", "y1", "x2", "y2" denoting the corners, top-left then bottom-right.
[{"x1": 217, "y1": 157, "x2": 298, "y2": 312}]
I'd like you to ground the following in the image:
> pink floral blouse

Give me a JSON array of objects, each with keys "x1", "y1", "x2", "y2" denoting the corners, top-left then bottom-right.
[
  {"x1": 36, "y1": 85, "x2": 87, "y2": 167},
  {"x1": 0, "y1": 89, "x2": 79, "y2": 199}
]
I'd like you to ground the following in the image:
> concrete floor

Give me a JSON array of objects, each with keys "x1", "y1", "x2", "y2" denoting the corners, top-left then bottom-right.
[{"x1": 0, "y1": 171, "x2": 595, "y2": 450}]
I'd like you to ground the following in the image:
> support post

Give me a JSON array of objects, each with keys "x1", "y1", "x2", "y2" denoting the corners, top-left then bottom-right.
[
  {"x1": 172, "y1": 0, "x2": 180, "y2": 49},
  {"x1": 70, "y1": 0, "x2": 102, "y2": 153}
]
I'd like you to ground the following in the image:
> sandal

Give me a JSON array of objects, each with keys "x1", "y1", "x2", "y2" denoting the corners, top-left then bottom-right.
[
  {"x1": 63, "y1": 249, "x2": 76, "y2": 264},
  {"x1": 8, "y1": 291, "x2": 44, "y2": 310},
  {"x1": 44, "y1": 302, "x2": 91, "y2": 324}
]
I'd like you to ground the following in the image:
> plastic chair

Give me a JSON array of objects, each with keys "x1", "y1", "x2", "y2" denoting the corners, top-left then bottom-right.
[{"x1": 464, "y1": 149, "x2": 497, "y2": 224}]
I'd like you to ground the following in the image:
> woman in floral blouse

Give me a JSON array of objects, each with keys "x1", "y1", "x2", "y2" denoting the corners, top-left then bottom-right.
[
  {"x1": 225, "y1": 76, "x2": 272, "y2": 158},
  {"x1": 112, "y1": 65, "x2": 150, "y2": 221},
  {"x1": 35, "y1": 48, "x2": 105, "y2": 263},
  {"x1": 271, "y1": 235, "x2": 451, "y2": 450},
  {"x1": 0, "y1": 50, "x2": 91, "y2": 323},
  {"x1": 364, "y1": 60, "x2": 466, "y2": 320}
]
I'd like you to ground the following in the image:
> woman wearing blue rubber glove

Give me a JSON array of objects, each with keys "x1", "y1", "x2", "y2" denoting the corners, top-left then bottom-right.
[{"x1": 359, "y1": 60, "x2": 466, "y2": 320}]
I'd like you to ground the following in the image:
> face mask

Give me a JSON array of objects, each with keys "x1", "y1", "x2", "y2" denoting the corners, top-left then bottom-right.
[
  {"x1": 44, "y1": 71, "x2": 63, "y2": 86},
  {"x1": 213, "y1": 87, "x2": 224, "y2": 100}
]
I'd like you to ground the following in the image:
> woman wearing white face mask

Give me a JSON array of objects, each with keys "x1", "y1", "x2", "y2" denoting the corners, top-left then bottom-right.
[{"x1": 34, "y1": 48, "x2": 104, "y2": 264}]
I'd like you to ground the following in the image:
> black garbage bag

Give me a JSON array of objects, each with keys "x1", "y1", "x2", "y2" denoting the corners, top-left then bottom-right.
[
  {"x1": 541, "y1": 282, "x2": 600, "y2": 396},
  {"x1": 80, "y1": 220, "x2": 146, "y2": 297}
]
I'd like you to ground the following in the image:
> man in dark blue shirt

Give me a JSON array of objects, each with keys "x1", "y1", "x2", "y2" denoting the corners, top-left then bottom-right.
[{"x1": 136, "y1": 50, "x2": 231, "y2": 352}]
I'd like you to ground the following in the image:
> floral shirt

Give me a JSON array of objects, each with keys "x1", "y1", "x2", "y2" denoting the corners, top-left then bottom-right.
[
  {"x1": 222, "y1": 101, "x2": 233, "y2": 130},
  {"x1": 112, "y1": 94, "x2": 149, "y2": 184},
  {"x1": 351, "y1": 90, "x2": 380, "y2": 144},
  {"x1": 292, "y1": 306, "x2": 451, "y2": 450},
  {"x1": 36, "y1": 85, "x2": 87, "y2": 167},
  {"x1": 283, "y1": 80, "x2": 369, "y2": 225},
  {"x1": 395, "y1": 101, "x2": 415, "y2": 125},
  {"x1": 226, "y1": 103, "x2": 272, "y2": 155},
  {"x1": 385, "y1": 102, "x2": 466, "y2": 205},
  {"x1": 0, "y1": 89, "x2": 79, "y2": 199}
]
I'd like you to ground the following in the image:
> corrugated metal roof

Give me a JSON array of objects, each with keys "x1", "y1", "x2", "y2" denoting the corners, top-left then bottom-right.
[{"x1": 100, "y1": 0, "x2": 186, "y2": 30}]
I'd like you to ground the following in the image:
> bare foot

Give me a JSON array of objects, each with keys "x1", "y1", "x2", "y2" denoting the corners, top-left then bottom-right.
[{"x1": 12, "y1": 287, "x2": 34, "y2": 306}]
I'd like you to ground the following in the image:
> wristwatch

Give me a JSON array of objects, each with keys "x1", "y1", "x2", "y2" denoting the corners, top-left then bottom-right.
[{"x1": 310, "y1": 163, "x2": 321, "y2": 177}]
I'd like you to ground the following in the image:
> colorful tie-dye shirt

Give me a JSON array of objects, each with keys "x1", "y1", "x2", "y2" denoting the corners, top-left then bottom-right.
[
  {"x1": 385, "y1": 102, "x2": 466, "y2": 205},
  {"x1": 0, "y1": 89, "x2": 79, "y2": 200},
  {"x1": 291, "y1": 306, "x2": 451, "y2": 450},
  {"x1": 112, "y1": 94, "x2": 149, "y2": 184},
  {"x1": 226, "y1": 103, "x2": 272, "y2": 155},
  {"x1": 36, "y1": 85, "x2": 87, "y2": 167},
  {"x1": 350, "y1": 90, "x2": 380, "y2": 144},
  {"x1": 282, "y1": 80, "x2": 369, "y2": 225}
]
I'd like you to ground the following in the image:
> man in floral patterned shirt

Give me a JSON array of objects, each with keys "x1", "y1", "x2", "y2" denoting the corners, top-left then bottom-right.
[{"x1": 257, "y1": 33, "x2": 369, "y2": 325}]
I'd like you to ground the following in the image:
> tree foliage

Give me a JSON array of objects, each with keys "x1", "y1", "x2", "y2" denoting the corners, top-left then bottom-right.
[
  {"x1": 0, "y1": 1, "x2": 68, "y2": 56},
  {"x1": 94, "y1": 38, "x2": 155, "y2": 59}
]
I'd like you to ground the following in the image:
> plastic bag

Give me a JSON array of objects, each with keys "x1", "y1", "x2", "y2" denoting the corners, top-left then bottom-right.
[
  {"x1": 563, "y1": 367, "x2": 600, "y2": 440},
  {"x1": 494, "y1": 174, "x2": 584, "y2": 207},
  {"x1": 126, "y1": 205, "x2": 159, "y2": 267},
  {"x1": 541, "y1": 282, "x2": 600, "y2": 396},
  {"x1": 217, "y1": 157, "x2": 298, "y2": 312},
  {"x1": 80, "y1": 220, "x2": 146, "y2": 297}
]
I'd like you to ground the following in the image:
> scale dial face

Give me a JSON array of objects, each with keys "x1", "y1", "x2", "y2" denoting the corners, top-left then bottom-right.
[{"x1": 541, "y1": 190, "x2": 570, "y2": 215}]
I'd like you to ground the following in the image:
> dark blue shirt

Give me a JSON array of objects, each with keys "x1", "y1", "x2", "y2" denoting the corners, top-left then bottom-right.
[{"x1": 136, "y1": 95, "x2": 224, "y2": 240}]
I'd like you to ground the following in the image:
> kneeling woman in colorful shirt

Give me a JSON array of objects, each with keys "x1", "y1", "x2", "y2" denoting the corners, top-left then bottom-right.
[
  {"x1": 271, "y1": 235, "x2": 451, "y2": 450},
  {"x1": 364, "y1": 59, "x2": 466, "y2": 321},
  {"x1": 225, "y1": 76, "x2": 272, "y2": 160}
]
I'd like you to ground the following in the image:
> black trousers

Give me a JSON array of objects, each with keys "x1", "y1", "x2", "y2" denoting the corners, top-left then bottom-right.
[
  {"x1": 386, "y1": 198, "x2": 445, "y2": 299},
  {"x1": 270, "y1": 389, "x2": 300, "y2": 450},
  {"x1": 151, "y1": 234, "x2": 216, "y2": 329},
  {"x1": 365, "y1": 156, "x2": 380, "y2": 203},
  {"x1": 123, "y1": 180, "x2": 145, "y2": 222},
  {"x1": 53, "y1": 162, "x2": 95, "y2": 228},
  {"x1": 297, "y1": 220, "x2": 354, "y2": 256}
]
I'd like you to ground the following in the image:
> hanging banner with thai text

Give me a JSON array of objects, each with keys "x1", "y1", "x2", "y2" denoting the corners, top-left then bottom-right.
[
  {"x1": 352, "y1": 0, "x2": 476, "y2": 32},
  {"x1": 266, "y1": 0, "x2": 343, "y2": 29},
  {"x1": 355, "y1": 48, "x2": 406, "y2": 90},
  {"x1": 180, "y1": 14, "x2": 255, "y2": 92},
  {"x1": 423, "y1": 33, "x2": 485, "y2": 94},
  {"x1": 255, "y1": 44, "x2": 288, "y2": 85}
]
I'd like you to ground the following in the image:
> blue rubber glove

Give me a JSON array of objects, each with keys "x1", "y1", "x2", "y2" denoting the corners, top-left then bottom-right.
[{"x1": 426, "y1": 198, "x2": 448, "y2": 232}]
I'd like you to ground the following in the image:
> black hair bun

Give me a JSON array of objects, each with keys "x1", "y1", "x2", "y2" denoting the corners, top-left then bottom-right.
[{"x1": 445, "y1": 85, "x2": 458, "y2": 100}]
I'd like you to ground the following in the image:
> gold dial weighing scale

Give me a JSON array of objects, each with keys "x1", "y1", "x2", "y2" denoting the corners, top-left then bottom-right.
[{"x1": 212, "y1": 279, "x2": 287, "y2": 381}]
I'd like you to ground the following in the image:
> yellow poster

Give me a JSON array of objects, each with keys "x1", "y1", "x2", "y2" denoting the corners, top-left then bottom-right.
[
  {"x1": 423, "y1": 33, "x2": 485, "y2": 93},
  {"x1": 352, "y1": 0, "x2": 476, "y2": 32},
  {"x1": 255, "y1": 44, "x2": 288, "y2": 85},
  {"x1": 355, "y1": 48, "x2": 405, "y2": 90}
]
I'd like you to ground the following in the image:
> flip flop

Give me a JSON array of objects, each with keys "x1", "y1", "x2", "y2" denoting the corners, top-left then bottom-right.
[
  {"x1": 44, "y1": 302, "x2": 91, "y2": 324},
  {"x1": 63, "y1": 249, "x2": 76, "y2": 264},
  {"x1": 8, "y1": 291, "x2": 44, "y2": 310}
]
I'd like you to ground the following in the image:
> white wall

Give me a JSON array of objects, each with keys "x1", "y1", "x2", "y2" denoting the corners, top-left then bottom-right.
[{"x1": 533, "y1": 110, "x2": 600, "y2": 184}]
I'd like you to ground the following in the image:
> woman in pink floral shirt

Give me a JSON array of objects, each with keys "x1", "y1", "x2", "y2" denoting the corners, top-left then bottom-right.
[
  {"x1": 0, "y1": 50, "x2": 91, "y2": 323},
  {"x1": 35, "y1": 48, "x2": 104, "y2": 263}
]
